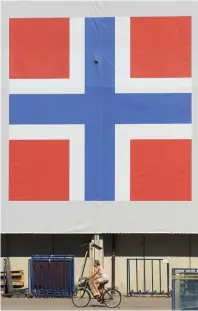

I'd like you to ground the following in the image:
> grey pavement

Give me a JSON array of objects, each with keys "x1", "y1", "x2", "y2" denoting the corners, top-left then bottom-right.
[{"x1": 1, "y1": 296, "x2": 171, "y2": 310}]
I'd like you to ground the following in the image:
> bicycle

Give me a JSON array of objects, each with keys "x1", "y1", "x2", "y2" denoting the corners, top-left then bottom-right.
[{"x1": 72, "y1": 277, "x2": 122, "y2": 308}]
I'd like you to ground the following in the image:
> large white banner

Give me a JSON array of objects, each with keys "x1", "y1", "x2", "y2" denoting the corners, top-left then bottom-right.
[{"x1": 1, "y1": 1, "x2": 197, "y2": 233}]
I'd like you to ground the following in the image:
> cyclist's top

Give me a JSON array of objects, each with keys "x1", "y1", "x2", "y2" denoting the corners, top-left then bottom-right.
[{"x1": 98, "y1": 266, "x2": 108, "y2": 278}]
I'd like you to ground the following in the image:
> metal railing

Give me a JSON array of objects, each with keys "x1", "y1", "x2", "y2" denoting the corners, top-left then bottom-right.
[{"x1": 127, "y1": 258, "x2": 170, "y2": 296}]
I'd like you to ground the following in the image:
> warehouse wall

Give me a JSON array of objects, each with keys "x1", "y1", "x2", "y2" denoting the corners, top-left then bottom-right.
[
  {"x1": 108, "y1": 234, "x2": 198, "y2": 294},
  {"x1": 1, "y1": 234, "x2": 93, "y2": 291},
  {"x1": 1, "y1": 234, "x2": 198, "y2": 294}
]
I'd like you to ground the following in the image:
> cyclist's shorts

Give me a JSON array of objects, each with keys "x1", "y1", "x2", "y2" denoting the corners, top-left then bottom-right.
[{"x1": 98, "y1": 277, "x2": 109, "y2": 284}]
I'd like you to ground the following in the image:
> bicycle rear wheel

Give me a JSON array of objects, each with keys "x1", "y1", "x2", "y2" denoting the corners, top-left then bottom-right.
[
  {"x1": 72, "y1": 287, "x2": 91, "y2": 308},
  {"x1": 103, "y1": 288, "x2": 122, "y2": 308}
]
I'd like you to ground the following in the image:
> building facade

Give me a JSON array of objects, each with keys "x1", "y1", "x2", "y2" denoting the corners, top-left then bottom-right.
[{"x1": 1, "y1": 234, "x2": 198, "y2": 294}]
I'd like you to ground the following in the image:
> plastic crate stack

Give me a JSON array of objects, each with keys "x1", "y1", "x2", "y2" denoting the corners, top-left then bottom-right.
[{"x1": 28, "y1": 255, "x2": 75, "y2": 298}]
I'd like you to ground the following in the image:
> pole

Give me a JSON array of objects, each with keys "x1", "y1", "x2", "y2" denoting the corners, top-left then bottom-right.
[
  {"x1": 94, "y1": 235, "x2": 100, "y2": 262},
  {"x1": 112, "y1": 234, "x2": 116, "y2": 289}
]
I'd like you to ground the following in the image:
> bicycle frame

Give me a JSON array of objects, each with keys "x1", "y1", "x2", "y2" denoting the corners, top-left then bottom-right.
[
  {"x1": 79, "y1": 278, "x2": 114, "y2": 302},
  {"x1": 79, "y1": 279, "x2": 101, "y2": 298}
]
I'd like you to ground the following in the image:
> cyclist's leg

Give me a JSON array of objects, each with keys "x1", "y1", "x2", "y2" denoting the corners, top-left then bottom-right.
[
  {"x1": 89, "y1": 277, "x2": 97, "y2": 296},
  {"x1": 98, "y1": 279, "x2": 107, "y2": 291},
  {"x1": 98, "y1": 279, "x2": 109, "y2": 296},
  {"x1": 98, "y1": 280, "x2": 109, "y2": 303},
  {"x1": 93, "y1": 278, "x2": 103, "y2": 296},
  {"x1": 90, "y1": 276, "x2": 100, "y2": 296}
]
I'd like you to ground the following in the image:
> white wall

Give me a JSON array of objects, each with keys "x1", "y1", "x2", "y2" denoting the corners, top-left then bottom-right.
[{"x1": 1, "y1": 234, "x2": 198, "y2": 294}]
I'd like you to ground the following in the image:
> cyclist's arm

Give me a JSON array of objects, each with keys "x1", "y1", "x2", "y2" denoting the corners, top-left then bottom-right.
[{"x1": 90, "y1": 266, "x2": 99, "y2": 278}]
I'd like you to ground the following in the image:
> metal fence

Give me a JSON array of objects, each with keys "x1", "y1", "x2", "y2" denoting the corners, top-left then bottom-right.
[
  {"x1": 28, "y1": 255, "x2": 75, "y2": 298},
  {"x1": 3, "y1": 258, "x2": 13, "y2": 296},
  {"x1": 172, "y1": 268, "x2": 198, "y2": 310},
  {"x1": 3, "y1": 258, "x2": 28, "y2": 298},
  {"x1": 127, "y1": 258, "x2": 170, "y2": 296}
]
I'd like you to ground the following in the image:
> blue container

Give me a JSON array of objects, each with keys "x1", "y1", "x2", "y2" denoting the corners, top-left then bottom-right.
[{"x1": 29, "y1": 255, "x2": 74, "y2": 298}]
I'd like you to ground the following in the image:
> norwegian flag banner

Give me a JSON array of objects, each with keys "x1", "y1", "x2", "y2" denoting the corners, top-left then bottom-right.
[{"x1": 2, "y1": 1, "x2": 197, "y2": 233}]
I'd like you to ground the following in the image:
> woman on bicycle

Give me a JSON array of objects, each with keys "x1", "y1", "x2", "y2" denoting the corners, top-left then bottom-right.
[{"x1": 89, "y1": 260, "x2": 109, "y2": 297}]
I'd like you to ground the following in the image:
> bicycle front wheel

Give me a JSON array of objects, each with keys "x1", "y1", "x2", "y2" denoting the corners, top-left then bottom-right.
[
  {"x1": 72, "y1": 287, "x2": 91, "y2": 308},
  {"x1": 103, "y1": 288, "x2": 122, "y2": 308}
]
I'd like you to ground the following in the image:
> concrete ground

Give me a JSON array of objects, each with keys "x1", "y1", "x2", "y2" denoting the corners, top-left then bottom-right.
[{"x1": 1, "y1": 296, "x2": 171, "y2": 310}]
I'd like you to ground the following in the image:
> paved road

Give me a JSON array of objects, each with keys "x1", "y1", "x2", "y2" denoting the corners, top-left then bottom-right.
[{"x1": 1, "y1": 296, "x2": 171, "y2": 310}]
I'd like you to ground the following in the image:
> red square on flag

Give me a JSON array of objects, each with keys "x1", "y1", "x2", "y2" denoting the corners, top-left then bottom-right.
[
  {"x1": 9, "y1": 140, "x2": 70, "y2": 201},
  {"x1": 130, "y1": 139, "x2": 191, "y2": 201},
  {"x1": 9, "y1": 18, "x2": 70, "y2": 79},
  {"x1": 130, "y1": 16, "x2": 191, "y2": 78}
]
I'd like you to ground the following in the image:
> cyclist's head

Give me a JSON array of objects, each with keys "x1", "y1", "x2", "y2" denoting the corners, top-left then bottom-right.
[{"x1": 94, "y1": 260, "x2": 100, "y2": 267}]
